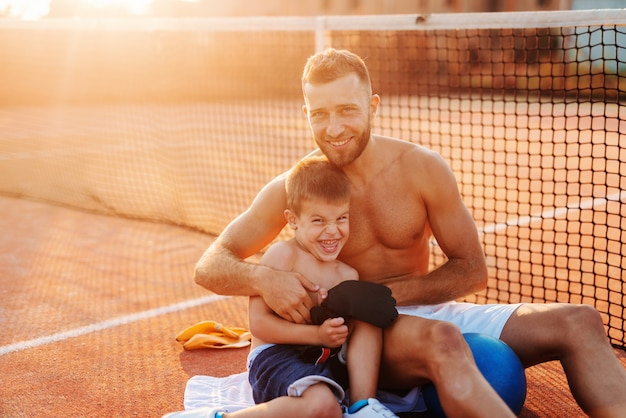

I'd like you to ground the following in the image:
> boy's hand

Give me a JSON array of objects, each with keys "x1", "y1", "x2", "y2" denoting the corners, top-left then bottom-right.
[{"x1": 317, "y1": 317, "x2": 348, "y2": 348}]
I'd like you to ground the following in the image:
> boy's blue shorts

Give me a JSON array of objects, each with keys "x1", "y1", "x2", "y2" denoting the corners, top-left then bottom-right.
[{"x1": 247, "y1": 344, "x2": 348, "y2": 404}]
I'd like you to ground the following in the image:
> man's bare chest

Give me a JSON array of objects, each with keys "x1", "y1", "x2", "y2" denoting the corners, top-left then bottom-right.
[{"x1": 344, "y1": 189, "x2": 429, "y2": 254}]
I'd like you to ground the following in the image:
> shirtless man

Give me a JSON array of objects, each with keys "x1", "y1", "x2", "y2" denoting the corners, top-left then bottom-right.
[{"x1": 195, "y1": 48, "x2": 626, "y2": 417}]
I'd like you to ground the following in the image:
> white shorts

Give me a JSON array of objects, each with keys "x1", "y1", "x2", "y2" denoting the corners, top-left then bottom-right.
[{"x1": 397, "y1": 301, "x2": 523, "y2": 339}]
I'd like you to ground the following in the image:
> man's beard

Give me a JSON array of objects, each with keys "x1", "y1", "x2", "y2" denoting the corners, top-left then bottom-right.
[{"x1": 317, "y1": 124, "x2": 371, "y2": 168}]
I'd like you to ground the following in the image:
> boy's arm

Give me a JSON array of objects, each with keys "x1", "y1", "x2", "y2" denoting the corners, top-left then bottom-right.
[
  {"x1": 249, "y1": 296, "x2": 347, "y2": 347},
  {"x1": 249, "y1": 242, "x2": 348, "y2": 347}
]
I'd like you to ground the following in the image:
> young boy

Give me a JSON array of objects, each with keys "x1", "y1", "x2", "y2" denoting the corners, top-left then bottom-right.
[{"x1": 167, "y1": 155, "x2": 398, "y2": 417}]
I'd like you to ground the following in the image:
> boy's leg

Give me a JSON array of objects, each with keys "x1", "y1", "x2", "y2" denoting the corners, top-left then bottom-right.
[
  {"x1": 225, "y1": 382, "x2": 342, "y2": 418},
  {"x1": 346, "y1": 320, "x2": 382, "y2": 403},
  {"x1": 379, "y1": 315, "x2": 515, "y2": 418},
  {"x1": 163, "y1": 383, "x2": 342, "y2": 418},
  {"x1": 344, "y1": 320, "x2": 399, "y2": 417}
]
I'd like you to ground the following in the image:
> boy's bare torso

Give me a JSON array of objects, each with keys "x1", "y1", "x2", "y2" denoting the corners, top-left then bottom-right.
[{"x1": 251, "y1": 239, "x2": 356, "y2": 348}]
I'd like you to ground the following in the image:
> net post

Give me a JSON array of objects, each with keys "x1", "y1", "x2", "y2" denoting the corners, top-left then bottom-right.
[{"x1": 315, "y1": 16, "x2": 328, "y2": 53}]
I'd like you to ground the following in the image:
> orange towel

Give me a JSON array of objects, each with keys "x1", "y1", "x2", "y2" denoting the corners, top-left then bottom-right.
[{"x1": 176, "y1": 320, "x2": 252, "y2": 350}]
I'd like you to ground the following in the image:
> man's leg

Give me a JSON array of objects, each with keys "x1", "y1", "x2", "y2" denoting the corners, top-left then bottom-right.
[
  {"x1": 500, "y1": 303, "x2": 626, "y2": 418},
  {"x1": 379, "y1": 315, "x2": 515, "y2": 417}
]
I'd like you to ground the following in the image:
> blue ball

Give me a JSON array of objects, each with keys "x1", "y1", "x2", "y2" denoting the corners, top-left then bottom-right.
[{"x1": 422, "y1": 333, "x2": 527, "y2": 418}]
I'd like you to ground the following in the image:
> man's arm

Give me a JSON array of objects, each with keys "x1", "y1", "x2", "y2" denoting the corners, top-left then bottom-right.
[
  {"x1": 385, "y1": 150, "x2": 488, "y2": 305},
  {"x1": 194, "y1": 175, "x2": 321, "y2": 324}
]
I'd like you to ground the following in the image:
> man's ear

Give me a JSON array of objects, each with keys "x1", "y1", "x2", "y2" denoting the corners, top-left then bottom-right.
[
  {"x1": 284, "y1": 209, "x2": 298, "y2": 230},
  {"x1": 370, "y1": 94, "x2": 380, "y2": 117}
]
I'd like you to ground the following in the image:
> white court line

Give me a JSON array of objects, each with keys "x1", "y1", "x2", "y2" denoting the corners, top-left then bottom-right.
[
  {"x1": 4, "y1": 192, "x2": 624, "y2": 356},
  {"x1": 478, "y1": 191, "x2": 626, "y2": 235},
  {"x1": 0, "y1": 294, "x2": 229, "y2": 356}
]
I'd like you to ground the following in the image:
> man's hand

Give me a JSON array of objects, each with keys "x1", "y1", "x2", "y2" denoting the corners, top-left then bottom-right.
[
  {"x1": 261, "y1": 270, "x2": 322, "y2": 324},
  {"x1": 317, "y1": 317, "x2": 348, "y2": 348}
]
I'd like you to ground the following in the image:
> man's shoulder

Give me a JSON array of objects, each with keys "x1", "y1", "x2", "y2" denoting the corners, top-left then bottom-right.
[
  {"x1": 374, "y1": 134, "x2": 435, "y2": 153},
  {"x1": 264, "y1": 171, "x2": 288, "y2": 189},
  {"x1": 373, "y1": 135, "x2": 444, "y2": 166}
]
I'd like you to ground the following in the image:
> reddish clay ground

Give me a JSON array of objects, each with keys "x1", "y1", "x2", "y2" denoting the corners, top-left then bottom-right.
[{"x1": 1, "y1": 195, "x2": 624, "y2": 417}]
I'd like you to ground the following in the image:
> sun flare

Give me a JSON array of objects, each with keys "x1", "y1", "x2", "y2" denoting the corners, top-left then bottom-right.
[
  {"x1": 0, "y1": 0, "x2": 156, "y2": 19},
  {"x1": 82, "y1": 0, "x2": 154, "y2": 15},
  {"x1": 0, "y1": 0, "x2": 49, "y2": 19}
]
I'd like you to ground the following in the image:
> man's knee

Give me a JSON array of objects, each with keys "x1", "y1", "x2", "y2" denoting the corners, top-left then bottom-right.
[
  {"x1": 386, "y1": 319, "x2": 467, "y2": 362},
  {"x1": 380, "y1": 318, "x2": 468, "y2": 384},
  {"x1": 560, "y1": 304, "x2": 606, "y2": 340},
  {"x1": 570, "y1": 304, "x2": 604, "y2": 327},
  {"x1": 424, "y1": 321, "x2": 472, "y2": 368},
  {"x1": 428, "y1": 321, "x2": 466, "y2": 350},
  {"x1": 422, "y1": 322, "x2": 483, "y2": 400}
]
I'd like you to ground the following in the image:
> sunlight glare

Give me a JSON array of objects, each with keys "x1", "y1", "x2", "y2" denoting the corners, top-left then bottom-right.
[
  {"x1": 0, "y1": 0, "x2": 51, "y2": 20},
  {"x1": 86, "y1": 0, "x2": 154, "y2": 15},
  {"x1": 0, "y1": 0, "x2": 156, "y2": 19}
]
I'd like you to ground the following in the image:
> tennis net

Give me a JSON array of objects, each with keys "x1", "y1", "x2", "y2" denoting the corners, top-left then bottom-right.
[{"x1": 0, "y1": 10, "x2": 624, "y2": 347}]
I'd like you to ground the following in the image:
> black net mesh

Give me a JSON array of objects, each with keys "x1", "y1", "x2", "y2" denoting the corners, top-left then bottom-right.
[{"x1": 0, "y1": 15, "x2": 624, "y2": 348}]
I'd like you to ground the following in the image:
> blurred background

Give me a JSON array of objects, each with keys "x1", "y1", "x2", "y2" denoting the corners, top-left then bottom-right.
[
  {"x1": 1, "y1": 0, "x2": 624, "y2": 354},
  {"x1": 1, "y1": 0, "x2": 625, "y2": 20}
]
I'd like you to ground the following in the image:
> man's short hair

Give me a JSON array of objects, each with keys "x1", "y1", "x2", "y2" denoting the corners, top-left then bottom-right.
[
  {"x1": 301, "y1": 48, "x2": 372, "y2": 96},
  {"x1": 286, "y1": 155, "x2": 350, "y2": 214}
]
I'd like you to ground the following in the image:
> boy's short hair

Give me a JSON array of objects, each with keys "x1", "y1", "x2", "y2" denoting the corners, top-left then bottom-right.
[
  {"x1": 301, "y1": 48, "x2": 372, "y2": 96},
  {"x1": 286, "y1": 155, "x2": 350, "y2": 215}
]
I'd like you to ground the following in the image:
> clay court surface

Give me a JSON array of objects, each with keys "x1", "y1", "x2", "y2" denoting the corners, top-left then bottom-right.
[
  {"x1": 0, "y1": 195, "x2": 624, "y2": 418},
  {"x1": 0, "y1": 195, "x2": 252, "y2": 417},
  {"x1": 0, "y1": 98, "x2": 624, "y2": 417}
]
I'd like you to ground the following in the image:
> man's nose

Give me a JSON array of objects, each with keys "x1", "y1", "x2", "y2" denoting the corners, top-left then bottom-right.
[{"x1": 326, "y1": 113, "x2": 344, "y2": 137}]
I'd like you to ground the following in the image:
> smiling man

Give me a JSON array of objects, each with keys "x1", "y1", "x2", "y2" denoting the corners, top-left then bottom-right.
[{"x1": 194, "y1": 48, "x2": 626, "y2": 417}]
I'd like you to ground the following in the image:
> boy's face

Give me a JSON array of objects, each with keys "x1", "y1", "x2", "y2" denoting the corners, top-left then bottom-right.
[{"x1": 286, "y1": 198, "x2": 350, "y2": 262}]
